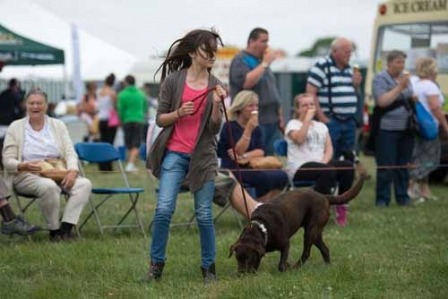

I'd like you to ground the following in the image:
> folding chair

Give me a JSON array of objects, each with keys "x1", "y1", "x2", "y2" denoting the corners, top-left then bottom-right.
[
  {"x1": 74, "y1": 142, "x2": 146, "y2": 236},
  {"x1": 273, "y1": 139, "x2": 315, "y2": 189},
  {"x1": 13, "y1": 190, "x2": 81, "y2": 238}
]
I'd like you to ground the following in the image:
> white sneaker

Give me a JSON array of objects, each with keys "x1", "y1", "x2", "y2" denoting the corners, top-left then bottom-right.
[
  {"x1": 407, "y1": 185, "x2": 421, "y2": 199},
  {"x1": 414, "y1": 197, "x2": 426, "y2": 204},
  {"x1": 125, "y1": 163, "x2": 138, "y2": 172}
]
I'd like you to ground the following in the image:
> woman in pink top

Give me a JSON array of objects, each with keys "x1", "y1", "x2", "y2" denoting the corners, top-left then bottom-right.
[{"x1": 146, "y1": 29, "x2": 226, "y2": 284}]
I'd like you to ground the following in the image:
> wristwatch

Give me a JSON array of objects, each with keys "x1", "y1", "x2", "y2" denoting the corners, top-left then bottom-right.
[{"x1": 261, "y1": 62, "x2": 269, "y2": 68}]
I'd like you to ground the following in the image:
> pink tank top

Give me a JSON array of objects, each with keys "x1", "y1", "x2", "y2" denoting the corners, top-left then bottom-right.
[{"x1": 167, "y1": 83, "x2": 208, "y2": 154}]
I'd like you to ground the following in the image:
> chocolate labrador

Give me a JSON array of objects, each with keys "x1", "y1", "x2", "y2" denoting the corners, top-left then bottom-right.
[{"x1": 229, "y1": 177, "x2": 364, "y2": 273}]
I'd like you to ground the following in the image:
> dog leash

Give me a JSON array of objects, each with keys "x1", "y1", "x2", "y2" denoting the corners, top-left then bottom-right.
[{"x1": 219, "y1": 92, "x2": 252, "y2": 222}]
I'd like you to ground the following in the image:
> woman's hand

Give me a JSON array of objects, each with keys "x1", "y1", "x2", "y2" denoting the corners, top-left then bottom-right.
[
  {"x1": 61, "y1": 170, "x2": 78, "y2": 190},
  {"x1": 213, "y1": 85, "x2": 227, "y2": 103},
  {"x1": 397, "y1": 74, "x2": 410, "y2": 90},
  {"x1": 247, "y1": 111, "x2": 259, "y2": 131},
  {"x1": 227, "y1": 148, "x2": 238, "y2": 161},
  {"x1": 178, "y1": 101, "x2": 194, "y2": 117},
  {"x1": 304, "y1": 107, "x2": 316, "y2": 123},
  {"x1": 18, "y1": 161, "x2": 42, "y2": 174}
]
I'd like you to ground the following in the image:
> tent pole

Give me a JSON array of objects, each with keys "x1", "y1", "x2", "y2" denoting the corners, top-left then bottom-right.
[{"x1": 62, "y1": 64, "x2": 70, "y2": 101}]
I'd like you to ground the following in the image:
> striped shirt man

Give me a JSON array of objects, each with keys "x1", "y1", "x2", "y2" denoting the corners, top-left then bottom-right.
[{"x1": 307, "y1": 56, "x2": 358, "y2": 119}]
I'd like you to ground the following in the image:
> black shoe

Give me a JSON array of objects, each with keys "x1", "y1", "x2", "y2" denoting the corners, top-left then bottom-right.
[
  {"x1": 60, "y1": 231, "x2": 75, "y2": 241},
  {"x1": 143, "y1": 261, "x2": 165, "y2": 282},
  {"x1": 49, "y1": 231, "x2": 75, "y2": 242},
  {"x1": 49, "y1": 230, "x2": 62, "y2": 242},
  {"x1": 201, "y1": 263, "x2": 217, "y2": 284},
  {"x1": 1, "y1": 216, "x2": 40, "y2": 236}
]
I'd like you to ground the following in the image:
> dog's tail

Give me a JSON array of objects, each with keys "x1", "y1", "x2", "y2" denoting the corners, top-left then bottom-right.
[{"x1": 326, "y1": 177, "x2": 364, "y2": 205}]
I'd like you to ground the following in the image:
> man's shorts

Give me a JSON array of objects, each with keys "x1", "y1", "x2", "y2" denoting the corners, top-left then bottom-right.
[{"x1": 123, "y1": 122, "x2": 142, "y2": 149}]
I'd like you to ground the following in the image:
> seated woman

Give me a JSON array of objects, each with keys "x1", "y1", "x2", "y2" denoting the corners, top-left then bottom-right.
[
  {"x1": 285, "y1": 93, "x2": 354, "y2": 227},
  {"x1": 2, "y1": 88, "x2": 92, "y2": 241},
  {"x1": 217, "y1": 90, "x2": 288, "y2": 202}
]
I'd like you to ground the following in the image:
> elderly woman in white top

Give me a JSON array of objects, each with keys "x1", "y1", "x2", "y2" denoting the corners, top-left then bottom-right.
[
  {"x1": 2, "y1": 88, "x2": 91, "y2": 241},
  {"x1": 408, "y1": 57, "x2": 448, "y2": 202}
]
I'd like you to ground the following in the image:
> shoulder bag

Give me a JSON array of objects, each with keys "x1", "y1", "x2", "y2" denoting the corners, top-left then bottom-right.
[{"x1": 415, "y1": 101, "x2": 438, "y2": 140}]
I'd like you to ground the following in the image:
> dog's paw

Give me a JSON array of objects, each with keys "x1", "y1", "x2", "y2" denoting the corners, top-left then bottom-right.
[{"x1": 278, "y1": 262, "x2": 291, "y2": 272}]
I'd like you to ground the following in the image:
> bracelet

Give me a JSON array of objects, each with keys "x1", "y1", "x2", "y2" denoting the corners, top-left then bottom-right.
[{"x1": 176, "y1": 109, "x2": 181, "y2": 118}]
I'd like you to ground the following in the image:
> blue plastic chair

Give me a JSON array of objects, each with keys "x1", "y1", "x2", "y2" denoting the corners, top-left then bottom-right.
[
  {"x1": 273, "y1": 139, "x2": 315, "y2": 189},
  {"x1": 74, "y1": 142, "x2": 145, "y2": 236}
]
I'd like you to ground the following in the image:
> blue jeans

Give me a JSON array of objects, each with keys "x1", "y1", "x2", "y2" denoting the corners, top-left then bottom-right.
[
  {"x1": 150, "y1": 151, "x2": 216, "y2": 268},
  {"x1": 375, "y1": 130, "x2": 414, "y2": 206},
  {"x1": 260, "y1": 122, "x2": 283, "y2": 156},
  {"x1": 326, "y1": 117, "x2": 357, "y2": 159}
]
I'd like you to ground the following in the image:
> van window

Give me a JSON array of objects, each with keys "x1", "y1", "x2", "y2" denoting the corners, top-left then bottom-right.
[{"x1": 374, "y1": 21, "x2": 448, "y2": 73}]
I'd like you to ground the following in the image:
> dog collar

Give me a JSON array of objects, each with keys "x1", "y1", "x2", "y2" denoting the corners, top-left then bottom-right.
[{"x1": 251, "y1": 220, "x2": 268, "y2": 246}]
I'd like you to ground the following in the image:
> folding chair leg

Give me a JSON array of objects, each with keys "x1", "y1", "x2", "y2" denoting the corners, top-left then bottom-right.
[
  {"x1": 13, "y1": 194, "x2": 40, "y2": 241},
  {"x1": 130, "y1": 194, "x2": 146, "y2": 237},
  {"x1": 229, "y1": 207, "x2": 244, "y2": 230},
  {"x1": 79, "y1": 196, "x2": 104, "y2": 235},
  {"x1": 73, "y1": 225, "x2": 81, "y2": 238},
  {"x1": 213, "y1": 202, "x2": 244, "y2": 230},
  {"x1": 213, "y1": 204, "x2": 228, "y2": 222},
  {"x1": 114, "y1": 193, "x2": 145, "y2": 237},
  {"x1": 187, "y1": 213, "x2": 196, "y2": 228},
  {"x1": 134, "y1": 209, "x2": 146, "y2": 237},
  {"x1": 14, "y1": 193, "x2": 37, "y2": 216}
]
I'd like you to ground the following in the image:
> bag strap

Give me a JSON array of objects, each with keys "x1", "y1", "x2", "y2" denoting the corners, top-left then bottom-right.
[
  {"x1": 376, "y1": 98, "x2": 407, "y2": 115},
  {"x1": 242, "y1": 54, "x2": 260, "y2": 70},
  {"x1": 401, "y1": 97, "x2": 415, "y2": 116}
]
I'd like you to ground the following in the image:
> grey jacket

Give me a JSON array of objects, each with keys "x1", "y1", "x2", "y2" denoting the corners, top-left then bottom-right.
[{"x1": 146, "y1": 69, "x2": 223, "y2": 192}]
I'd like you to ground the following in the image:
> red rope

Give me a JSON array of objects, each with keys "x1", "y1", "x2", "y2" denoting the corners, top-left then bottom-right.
[{"x1": 219, "y1": 92, "x2": 251, "y2": 222}]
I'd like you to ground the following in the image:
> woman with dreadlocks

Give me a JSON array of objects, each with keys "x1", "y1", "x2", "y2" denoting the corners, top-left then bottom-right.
[{"x1": 145, "y1": 29, "x2": 226, "y2": 284}]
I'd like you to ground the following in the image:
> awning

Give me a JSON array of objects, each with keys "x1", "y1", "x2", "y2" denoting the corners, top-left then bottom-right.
[{"x1": 0, "y1": 23, "x2": 64, "y2": 66}]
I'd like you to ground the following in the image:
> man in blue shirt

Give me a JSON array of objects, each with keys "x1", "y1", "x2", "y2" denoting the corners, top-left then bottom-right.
[{"x1": 229, "y1": 27, "x2": 283, "y2": 155}]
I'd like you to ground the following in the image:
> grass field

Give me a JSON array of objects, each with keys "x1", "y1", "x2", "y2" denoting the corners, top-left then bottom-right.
[{"x1": 1, "y1": 155, "x2": 447, "y2": 299}]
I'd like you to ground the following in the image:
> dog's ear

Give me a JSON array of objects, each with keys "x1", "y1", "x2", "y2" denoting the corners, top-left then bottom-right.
[{"x1": 228, "y1": 242, "x2": 239, "y2": 258}]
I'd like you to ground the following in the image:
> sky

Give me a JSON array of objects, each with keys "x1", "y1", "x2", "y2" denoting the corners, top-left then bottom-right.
[{"x1": 0, "y1": 0, "x2": 384, "y2": 79}]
